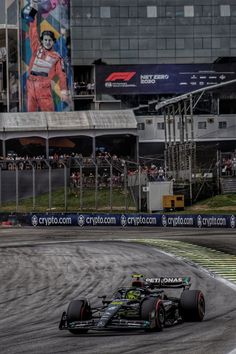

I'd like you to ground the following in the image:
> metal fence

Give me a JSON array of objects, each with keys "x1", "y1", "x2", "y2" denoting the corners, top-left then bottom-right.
[
  {"x1": 0, "y1": 157, "x2": 138, "y2": 212},
  {"x1": 0, "y1": 155, "x2": 220, "y2": 213}
]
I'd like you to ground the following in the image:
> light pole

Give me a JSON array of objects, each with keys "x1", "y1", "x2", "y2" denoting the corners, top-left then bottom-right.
[{"x1": 5, "y1": 0, "x2": 10, "y2": 112}]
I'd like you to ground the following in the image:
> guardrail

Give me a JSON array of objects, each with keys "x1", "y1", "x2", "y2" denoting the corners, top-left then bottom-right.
[{"x1": 1, "y1": 213, "x2": 235, "y2": 229}]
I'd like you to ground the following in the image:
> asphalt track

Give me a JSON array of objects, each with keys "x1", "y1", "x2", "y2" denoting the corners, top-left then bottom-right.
[{"x1": 0, "y1": 227, "x2": 236, "y2": 354}]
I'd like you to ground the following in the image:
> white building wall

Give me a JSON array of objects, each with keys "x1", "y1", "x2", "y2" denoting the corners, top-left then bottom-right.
[{"x1": 136, "y1": 114, "x2": 236, "y2": 143}]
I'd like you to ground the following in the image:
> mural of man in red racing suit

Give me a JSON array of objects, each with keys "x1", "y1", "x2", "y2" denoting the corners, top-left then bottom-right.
[{"x1": 27, "y1": 15, "x2": 69, "y2": 112}]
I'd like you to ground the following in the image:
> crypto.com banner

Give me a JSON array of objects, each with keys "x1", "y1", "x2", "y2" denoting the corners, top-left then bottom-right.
[
  {"x1": 27, "y1": 213, "x2": 236, "y2": 228},
  {"x1": 20, "y1": 0, "x2": 72, "y2": 112},
  {"x1": 95, "y1": 63, "x2": 236, "y2": 95}
]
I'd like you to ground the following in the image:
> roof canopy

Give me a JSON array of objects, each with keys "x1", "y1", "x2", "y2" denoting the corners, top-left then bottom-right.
[{"x1": 0, "y1": 110, "x2": 138, "y2": 140}]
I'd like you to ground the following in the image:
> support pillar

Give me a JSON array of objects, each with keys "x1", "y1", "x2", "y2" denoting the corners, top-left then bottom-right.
[
  {"x1": 2, "y1": 140, "x2": 6, "y2": 158},
  {"x1": 92, "y1": 136, "x2": 96, "y2": 160},
  {"x1": 135, "y1": 135, "x2": 139, "y2": 164},
  {"x1": 45, "y1": 138, "x2": 49, "y2": 159}
]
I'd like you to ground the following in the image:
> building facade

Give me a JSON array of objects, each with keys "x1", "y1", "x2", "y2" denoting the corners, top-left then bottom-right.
[
  {"x1": 1, "y1": 0, "x2": 236, "y2": 112},
  {"x1": 71, "y1": 0, "x2": 236, "y2": 66},
  {"x1": 70, "y1": 0, "x2": 236, "y2": 112},
  {"x1": 1, "y1": 0, "x2": 236, "y2": 156}
]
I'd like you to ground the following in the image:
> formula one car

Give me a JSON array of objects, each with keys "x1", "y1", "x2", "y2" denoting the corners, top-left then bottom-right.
[{"x1": 59, "y1": 274, "x2": 205, "y2": 334}]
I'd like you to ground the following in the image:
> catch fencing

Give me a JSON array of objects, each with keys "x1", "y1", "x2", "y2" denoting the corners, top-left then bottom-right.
[
  {"x1": 0, "y1": 156, "x2": 218, "y2": 213},
  {"x1": 0, "y1": 157, "x2": 140, "y2": 212}
]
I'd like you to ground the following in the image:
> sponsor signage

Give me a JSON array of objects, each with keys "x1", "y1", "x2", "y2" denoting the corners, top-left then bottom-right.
[
  {"x1": 145, "y1": 277, "x2": 184, "y2": 284},
  {"x1": 95, "y1": 64, "x2": 236, "y2": 95},
  {"x1": 27, "y1": 213, "x2": 236, "y2": 228}
]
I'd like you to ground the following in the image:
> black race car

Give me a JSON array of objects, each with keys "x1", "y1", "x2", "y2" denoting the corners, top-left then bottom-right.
[{"x1": 59, "y1": 274, "x2": 205, "y2": 334}]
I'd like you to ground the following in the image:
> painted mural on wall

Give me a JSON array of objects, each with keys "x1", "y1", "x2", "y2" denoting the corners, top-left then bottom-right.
[{"x1": 20, "y1": 0, "x2": 72, "y2": 112}]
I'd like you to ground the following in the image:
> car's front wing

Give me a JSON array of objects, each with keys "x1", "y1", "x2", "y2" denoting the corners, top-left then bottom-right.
[{"x1": 59, "y1": 312, "x2": 151, "y2": 331}]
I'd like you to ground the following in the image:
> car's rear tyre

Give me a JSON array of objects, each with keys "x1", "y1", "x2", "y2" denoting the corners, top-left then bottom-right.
[
  {"x1": 180, "y1": 290, "x2": 205, "y2": 322},
  {"x1": 67, "y1": 299, "x2": 92, "y2": 334},
  {"x1": 141, "y1": 297, "x2": 165, "y2": 331}
]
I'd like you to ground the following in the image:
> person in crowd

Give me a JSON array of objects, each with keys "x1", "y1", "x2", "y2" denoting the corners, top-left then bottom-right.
[
  {"x1": 73, "y1": 81, "x2": 79, "y2": 95},
  {"x1": 232, "y1": 155, "x2": 236, "y2": 176},
  {"x1": 158, "y1": 166, "x2": 165, "y2": 181},
  {"x1": 86, "y1": 82, "x2": 92, "y2": 94},
  {"x1": 226, "y1": 157, "x2": 232, "y2": 176},
  {"x1": 149, "y1": 164, "x2": 158, "y2": 181}
]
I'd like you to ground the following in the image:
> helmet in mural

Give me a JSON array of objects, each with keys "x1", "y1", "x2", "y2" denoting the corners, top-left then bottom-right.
[{"x1": 38, "y1": 0, "x2": 57, "y2": 14}]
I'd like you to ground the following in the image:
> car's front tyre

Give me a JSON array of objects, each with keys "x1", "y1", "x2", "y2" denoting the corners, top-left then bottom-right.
[
  {"x1": 141, "y1": 297, "x2": 165, "y2": 331},
  {"x1": 67, "y1": 299, "x2": 92, "y2": 334}
]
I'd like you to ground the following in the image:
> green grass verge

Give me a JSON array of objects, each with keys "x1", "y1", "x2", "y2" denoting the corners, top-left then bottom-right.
[
  {"x1": 191, "y1": 194, "x2": 236, "y2": 207},
  {"x1": 0, "y1": 187, "x2": 135, "y2": 213},
  {"x1": 184, "y1": 194, "x2": 236, "y2": 214},
  {"x1": 1, "y1": 188, "x2": 236, "y2": 214}
]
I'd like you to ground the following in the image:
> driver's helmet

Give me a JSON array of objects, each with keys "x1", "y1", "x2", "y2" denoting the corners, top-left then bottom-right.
[{"x1": 126, "y1": 289, "x2": 141, "y2": 300}]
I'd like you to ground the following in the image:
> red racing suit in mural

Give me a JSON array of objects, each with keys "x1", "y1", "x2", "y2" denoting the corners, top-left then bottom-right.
[{"x1": 27, "y1": 18, "x2": 67, "y2": 112}]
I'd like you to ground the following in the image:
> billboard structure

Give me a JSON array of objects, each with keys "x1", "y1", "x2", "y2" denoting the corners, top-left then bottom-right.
[
  {"x1": 20, "y1": 0, "x2": 72, "y2": 112},
  {"x1": 96, "y1": 63, "x2": 236, "y2": 95}
]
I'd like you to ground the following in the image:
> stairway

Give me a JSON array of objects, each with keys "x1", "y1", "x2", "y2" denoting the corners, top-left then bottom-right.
[
  {"x1": 221, "y1": 177, "x2": 236, "y2": 194},
  {"x1": 112, "y1": 160, "x2": 124, "y2": 173}
]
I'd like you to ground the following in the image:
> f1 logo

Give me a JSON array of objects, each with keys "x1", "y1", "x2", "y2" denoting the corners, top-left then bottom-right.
[{"x1": 105, "y1": 72, "x2": 136, "y2": 82}]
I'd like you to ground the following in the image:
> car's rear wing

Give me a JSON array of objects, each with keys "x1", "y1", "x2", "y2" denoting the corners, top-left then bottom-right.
[{"x1": 144, "y1": 277, "x2": 191, "y2": 289}]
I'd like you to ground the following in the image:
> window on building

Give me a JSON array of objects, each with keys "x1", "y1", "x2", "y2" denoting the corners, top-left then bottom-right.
[
  {"x1": 147, "y1": 6, "x2": 157, "y2": 18},
  {"x1": 166, "y1": 6, "x2": 175, "y2": 18},
  {"x1": 146, "y1": 119, "x2": 153, "y2": 125},
  {"x1": 220, "y1": 5, "x2": 230, "y2": 17},
  {"x1": 176, "y1": 6, "x2": 184, "y2": 17},
  {"x1": 100, "y1": 7, "x2": 111, "y2": 18},
  {"x1": 7, "y1": 0, "x2": 17, "y2": 25},
  {"x1": 157, "y1": 122, "x2": 165, "y2": 130},
  {"x1": 184, "y1": 5, "x2": 194, "y2": 17},
  {"x1": 198, "y1": 121, "x2": 207, "y2": 129},
  {"x1": 137, "y1": 122, "x2": 145, "y2": 130},
  {"x1": 0, "y1": 1, "x2": 5, "y2": 24},
  {"x1": 219, "y1": 121, "x2": 227, "y2": 129}
]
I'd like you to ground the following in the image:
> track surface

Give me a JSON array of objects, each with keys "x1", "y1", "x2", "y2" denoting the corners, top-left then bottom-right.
[{"x1": 0, "y1": 227, "x2": 236, "y2": 354}]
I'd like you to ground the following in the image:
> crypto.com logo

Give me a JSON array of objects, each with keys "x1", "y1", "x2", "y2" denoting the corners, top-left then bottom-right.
[
  {"x1": 161, "y1": 215, "x2": 167, "y2": 227},
  {"x1": 105, "y1": 72, "x2": 136, "y2": 82},
  {"x1": 31, "y1": 215, "x2": 38, "y2": 227},
  {"x1": 120, "y1": 215, "x2": 127, "y2": 227},
  {"x1": 230, "y1": 215, "x2": 236, "y2": 228},
  {"x1": 197, "y1": 215, "x2": 202, "y2": 228},
  {"x1": 78, "y1": 215, "x2": 85, "y2": 227}
]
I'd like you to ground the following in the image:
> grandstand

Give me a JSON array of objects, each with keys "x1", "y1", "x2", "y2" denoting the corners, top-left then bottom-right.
[{"x1": 0, "y1": 110, "x2": 138, "y2": 160}]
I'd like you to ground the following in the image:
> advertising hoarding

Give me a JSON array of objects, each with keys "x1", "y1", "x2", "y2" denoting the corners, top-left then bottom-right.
[
  {"x1": 27, "y1": 213, "x2": 236, "y2": 228},
  {"x1": 96, "y1": 64, "x2": 236, "y2": 95},
  {"x1": 20, "y1": 0, "x2": 72, "y2": 112}
]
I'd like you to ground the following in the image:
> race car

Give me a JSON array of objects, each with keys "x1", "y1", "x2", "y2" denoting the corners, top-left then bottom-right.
[{"x1": 59, "y1": 274, "x2": 205, "y2": 334}]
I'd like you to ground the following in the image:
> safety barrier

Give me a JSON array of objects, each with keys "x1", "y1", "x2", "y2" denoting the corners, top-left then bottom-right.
[{"x1": 1, "y1": 213, "x2": 236, "y2": 228}]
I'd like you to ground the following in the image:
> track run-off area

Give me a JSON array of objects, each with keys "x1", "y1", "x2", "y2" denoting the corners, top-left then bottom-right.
[
  {"x1": 0, "y1": 227, "x2": 236, "y2": 354},
  {"x1": 137, "y1": 239, "x2": 236, "y2": 286}
]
